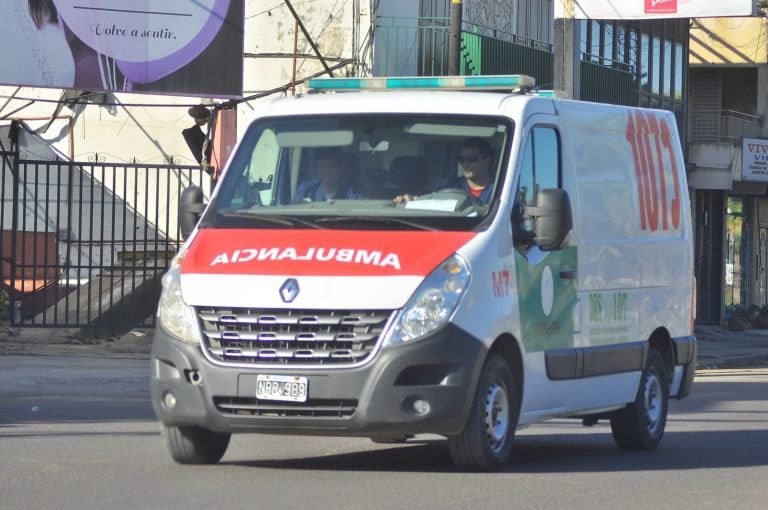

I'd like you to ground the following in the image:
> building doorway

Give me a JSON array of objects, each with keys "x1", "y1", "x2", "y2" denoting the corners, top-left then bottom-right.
[{"x1": 694, "y1": 190, "x2": 724, "y2": 324}]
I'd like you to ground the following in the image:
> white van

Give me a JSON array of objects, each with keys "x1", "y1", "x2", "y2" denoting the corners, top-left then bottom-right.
[{"x1": 150, "y1": 75, "x2": 696, "y2": 471}]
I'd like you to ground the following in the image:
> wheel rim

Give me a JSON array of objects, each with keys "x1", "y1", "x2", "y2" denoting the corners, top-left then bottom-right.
[
  {"x1": 484, "y1": 382, "x2": 509, "y2": 453},
  {"x1": 642, "y1": 371, "x2": 664, "y2": 437}
]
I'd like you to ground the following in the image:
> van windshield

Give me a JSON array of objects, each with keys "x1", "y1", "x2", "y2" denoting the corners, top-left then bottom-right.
[{"x1": 206, "y1": 114, "x2": 511, "y2": 231}]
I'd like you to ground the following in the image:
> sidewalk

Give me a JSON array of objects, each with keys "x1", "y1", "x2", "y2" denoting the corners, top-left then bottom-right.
[
  {"x1": 694, "y1": 324, "x2": 768, "y2": 369},
  {"x1": 1, "y1": 324, "x2": 767, "y2": 369}
]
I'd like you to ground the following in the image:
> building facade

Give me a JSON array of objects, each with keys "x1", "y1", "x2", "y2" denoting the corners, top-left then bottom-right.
[
  {"x1": 687, "y1": 14, "x2": 768, "y2": 325},
  {"x1": 1, "y1": 0, "x2": 759, "y2": 328}
]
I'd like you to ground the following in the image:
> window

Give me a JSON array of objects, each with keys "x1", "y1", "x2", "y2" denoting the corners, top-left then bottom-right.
[
  {"x1": 652, "y1": 36, "x2": 661, "y2": 96},
  {"x1": 516, "y1": 126, "x2": 560, "y2": 240},
  {"x1": 663, "y1": 39, "x2": 672, "y2": 98},
  {"x1": 674, "y1": 41, "x2": 683, "y2": 101},
  {"x1": 604, "y1": 22, "x2": 614, "y2": 64},
  {"x1": 640, "y1": 32, "x2": 650, "y2": 93}
]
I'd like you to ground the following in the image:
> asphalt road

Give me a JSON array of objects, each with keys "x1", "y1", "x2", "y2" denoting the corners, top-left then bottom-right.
[{"x1": 1, "y1": 356, "x2": 767, "y2": 509}]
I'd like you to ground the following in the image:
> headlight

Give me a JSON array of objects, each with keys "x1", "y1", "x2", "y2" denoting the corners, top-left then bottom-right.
[
  {"x1": 383, "y1": 254, "x2": 470, "y2": 347},
  {"x1": 157, "y1": 254, "x2": 199, "y2": 344}
]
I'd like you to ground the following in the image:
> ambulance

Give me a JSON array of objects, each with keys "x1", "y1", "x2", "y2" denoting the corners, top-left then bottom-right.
[{"x1": 150, "y1": 75, "x2": 697, "y2": 471}]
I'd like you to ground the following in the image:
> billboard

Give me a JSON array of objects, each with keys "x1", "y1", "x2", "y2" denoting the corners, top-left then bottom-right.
[
  {"x1": 0, "y1": 0, "x2": 243, "y2": 98},
  {"x1": 555, "y1": 0, "x2": 756, "y2": 19}
]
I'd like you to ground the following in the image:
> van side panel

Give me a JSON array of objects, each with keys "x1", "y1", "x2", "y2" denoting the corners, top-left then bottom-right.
[
  {"x1": 553, "y1": 103, "x2": 693, "y2": 411},
  {"x1": 562, "y1": 103, "x2": 692, "y2": 333}
]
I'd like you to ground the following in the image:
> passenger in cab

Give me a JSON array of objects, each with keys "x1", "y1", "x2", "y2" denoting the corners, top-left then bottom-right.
[{"x1": 292, "y1": 147, "x2": 361, "y2": 202}]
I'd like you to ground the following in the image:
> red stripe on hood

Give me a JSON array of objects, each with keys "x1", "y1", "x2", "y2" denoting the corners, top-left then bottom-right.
[{"x1": 181, "y1": 229, "x2": 475, "y2": 276}]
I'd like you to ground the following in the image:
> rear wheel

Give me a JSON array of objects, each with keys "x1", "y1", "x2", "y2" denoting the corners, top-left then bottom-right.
[
  {"x1": 448, "y1": 354, "x2": 519, "y2": 471},
  {"x1": 163, "y1": 425, "x2": 231, "y2": 464},
  {"x1": 610, "y1": 349, "x2": 669, "y2": 450}
]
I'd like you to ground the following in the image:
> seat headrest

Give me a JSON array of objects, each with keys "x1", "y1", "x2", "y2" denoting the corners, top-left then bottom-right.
[{"x1": 389, "y1": 156, "x2": 427, "y2": 194}]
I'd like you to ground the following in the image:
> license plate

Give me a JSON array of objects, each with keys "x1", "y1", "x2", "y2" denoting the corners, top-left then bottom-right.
[{"x1": 256, "y1": 374, "x2": 308, "y2": 402}]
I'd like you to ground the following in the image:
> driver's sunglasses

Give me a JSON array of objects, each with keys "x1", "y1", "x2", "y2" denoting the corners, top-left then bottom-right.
[{"x1": 458, "y1": 154, "x2": 484, "y2": 164}]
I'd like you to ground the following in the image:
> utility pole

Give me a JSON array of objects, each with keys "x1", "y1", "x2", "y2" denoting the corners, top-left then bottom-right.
[
  {"x1": 553, "y1": 0, "x2": 580, "y2": 98},
  {"x1": 448, "y1": 0, "x2": 462, "y2": 75}
]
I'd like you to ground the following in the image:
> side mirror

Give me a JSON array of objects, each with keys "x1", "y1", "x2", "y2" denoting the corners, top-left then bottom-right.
[
  {"x1": 523, "y1": 188, "x2": 573, "y2": 251},
  {"x1": 179, "y1": 186, "x2": 206, "y2": 240}
]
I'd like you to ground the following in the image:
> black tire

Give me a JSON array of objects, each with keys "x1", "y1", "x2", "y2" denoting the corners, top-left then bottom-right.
[
  {"x1": 163, "y1": 425, "x2": 231, "y2": 464},
  {"x1": 448, "y1": 354, "x2": 519, "y2": 471},
  {"x1": 610, "y1": 349, "x2": 669, "y2": 450}
]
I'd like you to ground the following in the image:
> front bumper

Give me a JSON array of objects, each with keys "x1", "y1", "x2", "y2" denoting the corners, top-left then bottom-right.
[{"x1": 150, "y1": 323, "x2": 487, "y2": 437}]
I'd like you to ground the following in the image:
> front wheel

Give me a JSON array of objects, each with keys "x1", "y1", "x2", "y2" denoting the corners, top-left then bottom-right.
[
  {"x1": 163, "y1": 424, "x2": 231, "y2": 464},
  {"x1": 610, "y1": 349, "x2": 669, "y2": 450},
  {"x1": 448, "y1": 354, "x2": 519, "y2": 471}
]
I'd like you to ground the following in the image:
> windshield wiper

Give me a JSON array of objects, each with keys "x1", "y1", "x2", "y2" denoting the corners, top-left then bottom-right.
[
  {"x1": 314, "y1": 216, "x2": 437, "y2": 231},
  {"x1": 216, "y1": 212, "x2": 324, "y2": 229}
]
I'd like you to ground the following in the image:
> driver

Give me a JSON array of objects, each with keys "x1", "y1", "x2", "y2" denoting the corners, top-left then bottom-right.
[
  {"x1": 393, "y1": 137, "x2": 494, "y2": 205},
  {"x1": 446, "y1": 137, "x2": 494, "y2": 203}
]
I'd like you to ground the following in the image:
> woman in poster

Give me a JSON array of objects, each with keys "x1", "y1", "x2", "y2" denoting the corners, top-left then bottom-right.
[
  {"x1": 53, "y1": 0, "x2": 241, "y2": 97},
  {"x1": 0, "y1": 0, "x2": 75, "y2": 88}
]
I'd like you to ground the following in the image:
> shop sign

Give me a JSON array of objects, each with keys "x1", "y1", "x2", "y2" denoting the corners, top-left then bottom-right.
[{"x1": 742, "y1": 138, "x2": 768, "y2": 182}]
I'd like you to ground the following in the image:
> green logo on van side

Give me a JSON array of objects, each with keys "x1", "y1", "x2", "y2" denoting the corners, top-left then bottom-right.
[{"x1": 515, "y1": 247, "x2": 577, "y2": 352}]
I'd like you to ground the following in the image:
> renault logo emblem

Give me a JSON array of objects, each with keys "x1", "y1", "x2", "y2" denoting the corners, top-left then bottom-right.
[{"x1": 280, "y1": 278, "x2": 300, "y2": 303}]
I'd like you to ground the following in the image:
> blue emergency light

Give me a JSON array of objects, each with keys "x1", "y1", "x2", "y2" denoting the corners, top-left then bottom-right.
[{"x1": 306, "y1": 75, "x2": 536, "y2": 92}]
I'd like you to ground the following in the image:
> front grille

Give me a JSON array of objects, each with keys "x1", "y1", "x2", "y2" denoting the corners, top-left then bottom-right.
[
  {"x1": 214, "y1": 397, "x2": 357, "y2": 418},
  {"x1": 197, "y1": 307, "x2": 394, "y2": 366}
]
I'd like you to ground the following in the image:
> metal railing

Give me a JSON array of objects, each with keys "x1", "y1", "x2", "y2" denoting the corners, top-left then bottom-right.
[
  {"x1": 373, "y1": 16, "x2": 451, "y2": 76},
  {"x1": 461, "y1": 23, "x2": 553, "y2": 87},
  {"x1": 691, "y1": 110, "x2": 763, "y2": 143},
  {"x1": 580, "y1": 54, "x2": 635, "y2": 106},
  {"x1": 373, "y1": 16, "x2": 553, "y2": 87},
  {"x1": 1, "y1": 151, "x2": 210, "y2": 328}
]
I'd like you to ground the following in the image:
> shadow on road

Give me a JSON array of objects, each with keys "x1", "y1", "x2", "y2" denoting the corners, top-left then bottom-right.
[{"x1": 223, "y1": 425, "x2": 767, "y2": 473}]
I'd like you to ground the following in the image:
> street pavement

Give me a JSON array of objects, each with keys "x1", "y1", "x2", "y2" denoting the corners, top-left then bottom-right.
[{"x1": 0, "y1": 323, "x2": 767, "y2": 369}]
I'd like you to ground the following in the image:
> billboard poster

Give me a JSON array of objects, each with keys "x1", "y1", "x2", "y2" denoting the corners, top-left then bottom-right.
[
  {"x1": 555, "y1": 0, "x2": 756, "y2": 19},
  {"x1": 742, "y1": 138, "x2": 768, "y2": 182},
  {"x1": 0, "y1": 0, "x2": 243, "y2": 98}
]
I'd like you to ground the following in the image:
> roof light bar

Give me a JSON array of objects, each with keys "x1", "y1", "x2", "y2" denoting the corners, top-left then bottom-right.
[{"x1": 307, "y1": 75, "x2": 536, "y2": 92}]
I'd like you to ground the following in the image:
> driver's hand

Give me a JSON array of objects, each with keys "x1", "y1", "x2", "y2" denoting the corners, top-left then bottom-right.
[{"x1": 393, "y1": 194, "x2": 415, "y2": 204}]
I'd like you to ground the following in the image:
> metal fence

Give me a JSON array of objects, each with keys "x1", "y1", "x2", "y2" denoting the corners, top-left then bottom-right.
[
  {"x1": 1, "y1": 148, "x2": 210, "y2": 329},
  {"x1": 373, "y1": 16, "x2": 554, "y2": 88},
  {"x1": 580, "y1": 56, "x2": 635, "y2": 106},
  {"x1": 460, "y1": 24, "x2": 553, "y2": 88},
  {"x1": 373, "y1": 16, "x2": 452, "y2": 76}
]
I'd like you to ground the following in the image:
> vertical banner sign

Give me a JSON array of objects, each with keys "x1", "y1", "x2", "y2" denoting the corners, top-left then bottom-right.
[
  {"x1": 742, "y1": 138, "x2": 768, "y2": 182},
  {"x1": 0, "y1": 1, "x2": 243, "y2": 97},
  {"x1": 626, "y1": 111, "x2": 682, "y2": 232}
]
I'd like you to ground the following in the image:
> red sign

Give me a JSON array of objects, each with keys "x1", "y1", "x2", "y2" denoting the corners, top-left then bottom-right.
[
  {"x1": 182, "y1": 229, "x2": 475, "y2": 277},
  {"x1": 645, "y1": 0, "x2": 677, "y2": 15}
]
